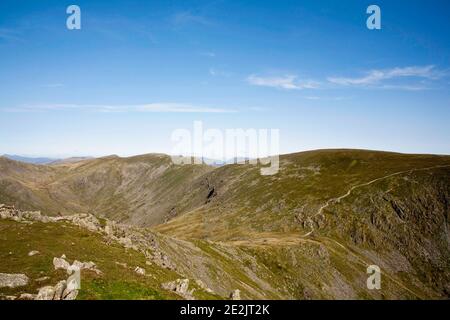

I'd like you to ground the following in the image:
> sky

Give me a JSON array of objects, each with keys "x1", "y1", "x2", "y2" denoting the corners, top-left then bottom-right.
[{"x1": 0, "y1": 0, "x2": 449, "y2": 158}]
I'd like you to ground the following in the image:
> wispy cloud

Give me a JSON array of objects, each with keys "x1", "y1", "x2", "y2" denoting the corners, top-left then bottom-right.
[
  {"x1": 200, "y1": 51, "x2": 216, "y2": 58},
  {"x1": 209, "y1": 68, "x2": 232, "y2": 77},
  {"x1": 247, "y1": 66, "x2": 446, "y2": 92},
  {"x1": 171, "y1": 12, "x2": 212, "y2": 26},
  {"x1": 376, "y1": 84, "x2": 430, "y2": 91},
  {"x1": 304, "y1": 96, "x2": 350, "y2": 101},
  {"x1": 327, "y1": 65, "x2": 442, "y2": 88},
  {"x1": 247, "y1": 75, "x2": 320, "y2": 90},
  {"x1": 41, "y1": 83, "x2": 64, "y2": 88},
  {"x1": 6, "y1": 103, "x2": 237, "y2": 113},
  {"x1": 0, "y1": 27, "x2": 22, "y2": 42}
]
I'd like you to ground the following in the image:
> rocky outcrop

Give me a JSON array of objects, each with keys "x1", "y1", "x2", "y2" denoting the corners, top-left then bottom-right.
[
  {"x1": 35, "y1": 278, "x2": 78, "y2": 300},
  {"x1": 195, "y1": 280, "x2": 214, "y2": 294},
  {"x1": 161, "y1": 279, "x2": 195, "y2": 300},
  {"x1": 53, "y1": 280, "x2": 66, "y2": 300},
  {"x1": 53, "y1": 255, "x2": 102, "y2": 275},
  {"x1": 36, "y1": 286, "x2": 55, "y2": 300},
  {"x1": 64, "y1": 214, "x2": 102, "y2": 232},
  {"x1": 0, "y1": 205, "x2": 49, "y2": 223},
  {"x1": 0, "y1": 205, "x2": 176, "y2": 273},
  {"x1": 0, "y1": 273, "x2": 29, "y2": 288},
  {"x1": 102, "y1": 220, "x2": 177, "y2": 271},
  {"x1": 134, "y1": 267, "x2": 146, "y2": 276},
  {"x1": 230, "y1": 289, "x2": 241, "y2": 300},
  {"x1": 0, "y1": 206, "x2": 102, "y2": 233},
  {"x1": 71, "y1": 260, "x2": 102, "y2": 275},
  {"x1": 2, "y1": 256, "x2": 84, "y2": 300},
  {"x1": 53, "y1": 256, "x2": 71, "y2": 270},
  {"x1": 18, "y1": 293, "x2": 36, "y2": 300},
  {"x1": 35, "y1": 276, "x2": 50, "y2": 282}
]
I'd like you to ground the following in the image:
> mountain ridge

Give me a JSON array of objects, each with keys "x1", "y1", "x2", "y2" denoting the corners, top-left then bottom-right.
[{"x1": 1, "y1": 149, "x2": 449, "y2": 299}]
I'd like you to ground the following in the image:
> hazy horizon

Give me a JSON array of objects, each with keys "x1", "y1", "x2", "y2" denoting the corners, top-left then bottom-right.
[{"x1": 3, "y1": 146, "x2": 450, "y2": 161}]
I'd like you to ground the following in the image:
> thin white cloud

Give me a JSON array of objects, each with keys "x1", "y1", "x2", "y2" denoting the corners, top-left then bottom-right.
[
  {"x1": 6, "y1": 103, "x2": 236, "y2": 113},
  {"x1": 247, "y1": 75, "x2": 320, "y2": 90},
  {"x1": 327, "y1": 65, "x2": 441, "y2": 87},
  {"x1": 377, "y1": 84, "x2": 430, "y2": 91},
  {"x1": 137, "y1": 103, "x2": 234, "y2": 113},
  {"x1": 0, "y1": 28, "x2": 22, "y2": 42},
  {"x1": 41, "y1": 83, "x2": 64, "y2": 88},
  {"x1": 209, "y1": 68, "x2": 232, "y2": 77},
  {"x1": 200, "y1": 51, "x2": 216, "y2": 58},
  {"x1": 304, "y1": 96, "x2": 350, "y2": 101},
  {"x1": 247, "y1": 66, "x2": 445, "y2": 93},
  {"x1": 171, "y1": 12, "x2": 211, "y2": 26}
]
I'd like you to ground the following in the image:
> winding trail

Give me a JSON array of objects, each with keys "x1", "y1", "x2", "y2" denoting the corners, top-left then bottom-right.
[
  {"x1": 303, "y1": 164, "x2": 450, "y2": 237},
  {"x1": 294, "y1": 164, "x2": 450, "y2": 299}
]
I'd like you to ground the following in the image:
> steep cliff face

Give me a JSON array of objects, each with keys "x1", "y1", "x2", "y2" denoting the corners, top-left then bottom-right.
[{"x1": 317, "y1": 167, "x2": 450, "y2": 297}]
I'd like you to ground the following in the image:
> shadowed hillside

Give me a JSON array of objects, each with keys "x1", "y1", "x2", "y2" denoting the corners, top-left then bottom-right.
[{"x1": 0, "y1": 154, "x2": 213, "y2": 226}]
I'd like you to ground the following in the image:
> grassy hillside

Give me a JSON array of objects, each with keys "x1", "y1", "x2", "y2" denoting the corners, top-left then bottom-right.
[
  {"x1": 1, "y1": 149, "x2": 449, "y2": 299},
  {"x1": 0, "y1": 209, "x2": 436, "y2": 300},
  {"x1": 0, "y1": 154, "x2": 213, "y2": 226},
  {"x1": 157, "y1": 149, "x2": 450, "y2": 239},
  {"x1": 0, "y1": 219, "x2": 183, "y2": 300},
  {"x1": 155, "y1": 150, "x2": 450, "y2": 298}
]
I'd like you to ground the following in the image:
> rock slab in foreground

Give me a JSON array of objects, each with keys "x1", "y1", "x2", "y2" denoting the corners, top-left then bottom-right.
[{"x1": 0, "y1": 273, "x2": 29, "y2": 288}]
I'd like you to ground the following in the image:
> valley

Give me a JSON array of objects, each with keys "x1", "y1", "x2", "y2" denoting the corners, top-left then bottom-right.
[{"x1": 0, "y1": 149, "x2": 449, "y2": 300}]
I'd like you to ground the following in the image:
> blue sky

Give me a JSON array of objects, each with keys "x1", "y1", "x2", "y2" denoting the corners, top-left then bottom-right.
[{"x1": 0, "y1": 0, "x2": 449, "y2": 157}]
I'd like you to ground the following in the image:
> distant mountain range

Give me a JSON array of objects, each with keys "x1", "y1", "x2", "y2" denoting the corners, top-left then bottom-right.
[
  {"x1": 2, "y1": 154, "x2": 92, "y2": 165},
  {"x1": 2, "y1": 154, "x2": 248, "y2": 167},
  {"x1": 2, "y1": 154, "x2": 57, "y2": 164}
]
